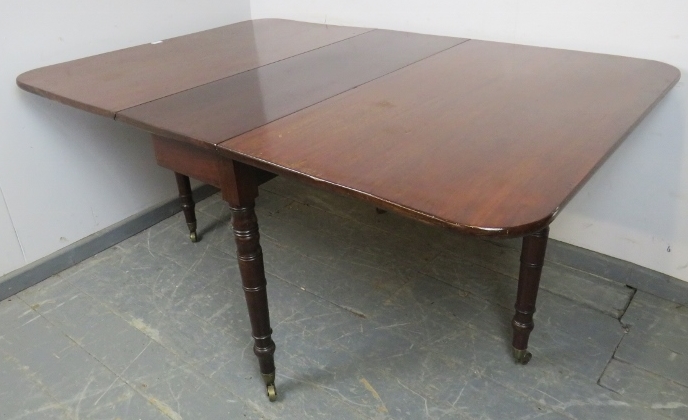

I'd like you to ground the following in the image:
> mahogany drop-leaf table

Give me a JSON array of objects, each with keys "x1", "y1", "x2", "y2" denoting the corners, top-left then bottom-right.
[{"x1": 17, "y1": 19, "x2": 680, "y2": 401}]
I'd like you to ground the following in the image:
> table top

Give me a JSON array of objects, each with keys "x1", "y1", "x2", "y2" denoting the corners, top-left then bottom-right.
[
  {"x1": 17, "y1": 19, "x2": 680, "y2": 237},
  {"x1": 117, "y1": 29, "x2": 466, "y2": 150},
  {"x1": 16, "y1": 19, "x2": 369, "y2": 117}
]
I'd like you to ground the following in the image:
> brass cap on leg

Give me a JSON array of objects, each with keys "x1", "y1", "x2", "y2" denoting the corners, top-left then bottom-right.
[
  {"x1": 513, "y1": 347, "x2": 532, "y2": 365},
  {"x1": 262, "y1": 372, "x2": 277, "y2": 402}
]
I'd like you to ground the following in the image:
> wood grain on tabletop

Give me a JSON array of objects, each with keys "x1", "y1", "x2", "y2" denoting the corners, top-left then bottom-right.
[
  {"x1": 16, "y1": 19, "x2": 370, "y2": 117},
  {"x1": 218, "y1": 40, "x2": 680, "y2": 237},
  {"x1": 116, "y1": 29, "x2": 466, "y2": 150}
]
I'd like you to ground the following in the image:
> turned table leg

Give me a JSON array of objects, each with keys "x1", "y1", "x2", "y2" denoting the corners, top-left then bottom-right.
[
  {"x1": 221, "y1": 160, "x2": 277, "y2": 401},
  {"x1": 511, "y1": 227, "x2": 549, "y2": 364},
  {"x1": 174, "y1": 172, "x2": 199, "y2": 242}
]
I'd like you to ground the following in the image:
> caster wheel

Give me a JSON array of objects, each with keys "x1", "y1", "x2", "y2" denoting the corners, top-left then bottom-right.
[
  {"x1": 189, "y1": 231, "x2": 198, "y2": 243},
  {"x1": 513, "y1": 348, "x2": 532, "y2": 365},
  {"x1": 266, "y1": 384, "x2": 277, "y2": 402}
]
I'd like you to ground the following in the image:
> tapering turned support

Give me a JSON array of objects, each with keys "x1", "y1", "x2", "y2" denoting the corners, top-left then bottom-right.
[
  {"x1": 511, "y1": 226, "x2": 549, "y2": 364},
  {"x1": 221, "y1": 160, "x2": 277, "y2": 401},
  {"x1": 174, "y1": 172, "x2": 198, "y2": 242}
]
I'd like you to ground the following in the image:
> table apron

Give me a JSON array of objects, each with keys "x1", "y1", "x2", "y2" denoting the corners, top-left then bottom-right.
[
  {"x1": 153, "y1": 135, "x2": 278, "y2": 189},
  {"x1": 153, "y1": 135, "x2": 222, "y2": 187}
]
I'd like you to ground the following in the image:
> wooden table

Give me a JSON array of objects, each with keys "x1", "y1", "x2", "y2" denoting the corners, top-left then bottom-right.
[{"x1": 17, "y1": 19, "x2": 680, "y2": 401}]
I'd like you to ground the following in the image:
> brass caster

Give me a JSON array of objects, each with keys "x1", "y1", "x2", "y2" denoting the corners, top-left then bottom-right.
[
  {"x1": 187, "y1": 221, "x2": 198, "y2": 243},
  {"x1": 266, "y1": 384, "x2": 277, "y2": 402},
  {"x1": 261, "y1": 372, "x2": 277, "y2": 401},
  {"x1": 513, "y1": 347, "x2": 532, "y2": 365}
]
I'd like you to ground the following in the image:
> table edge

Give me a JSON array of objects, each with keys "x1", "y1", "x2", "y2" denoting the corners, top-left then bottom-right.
[{"x1": 218, "y1": 148, "x2": 557, "y2": 238}]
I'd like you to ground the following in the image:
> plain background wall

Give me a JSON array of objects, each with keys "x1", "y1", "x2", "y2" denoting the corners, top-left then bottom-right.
[
  {"x1": 0, "y1": 1, "x2": 251, "y2": 276},
  {"x1": 251, "y1": 0, "x2": 688, "y2": 283},
  {"x1": 2, "y1": 1, "x2": 687, "y2": 284}
]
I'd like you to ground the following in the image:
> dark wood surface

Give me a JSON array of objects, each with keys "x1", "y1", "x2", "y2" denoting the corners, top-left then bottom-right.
[
  {"x1": 152, "y1": 134, "x2": 278, "y2": 189},
  {"x1": 512, "y1": 227, "x2": 549, "y2": 363},
  {"x1": 117, "y1": 30, "x2": 466, "y2": 150},
  {"x1": 15, "y1": 19, "x2": 680, "y2": 236},
  {"x1": 220, "y1": 160, "x2": 276, "y2": 386},
  {"x1": 16, "y1": 19, "x2": 369, "y2": 117},
  {"x1": 219, "y1": 40, "x2": 680, "y2": 237},
  {"x1": 15, "y1": 19, "x2": 682, "y2": 395},
  {"x1": 174, "y1": 173, "x2": 198, "y2": 241}
]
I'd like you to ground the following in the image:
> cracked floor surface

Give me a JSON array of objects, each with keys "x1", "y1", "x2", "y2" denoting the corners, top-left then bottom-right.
[{"x1": 1, "y1": 177, "x2": 687, "y2": 419}]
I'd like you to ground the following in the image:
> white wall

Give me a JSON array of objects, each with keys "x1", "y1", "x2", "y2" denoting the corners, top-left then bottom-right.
[
  {"x1": 0, "y1": 1, "x2": 251, "y2": 276},
  {"x1": 252, "y1": 0, "x2": 688, "y2": 282}
]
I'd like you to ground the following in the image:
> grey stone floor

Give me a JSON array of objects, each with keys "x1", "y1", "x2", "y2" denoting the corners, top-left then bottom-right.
[{"x1": 1, "y1": 177, "x2": 687, "y2": 420}]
